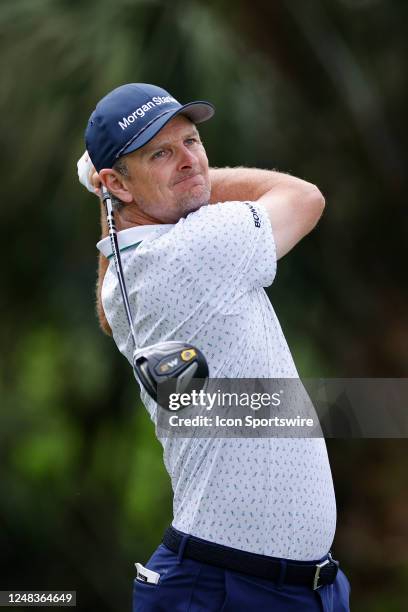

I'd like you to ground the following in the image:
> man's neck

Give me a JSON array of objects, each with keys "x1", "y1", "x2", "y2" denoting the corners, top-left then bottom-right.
[{"x1": 116, "y1": 204, "x2": 162, "y2": 230}]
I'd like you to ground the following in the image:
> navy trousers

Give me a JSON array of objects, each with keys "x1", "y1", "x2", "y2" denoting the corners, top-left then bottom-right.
[{"x1": 133, "y1": 541, "x2": 351, "y2": 611}]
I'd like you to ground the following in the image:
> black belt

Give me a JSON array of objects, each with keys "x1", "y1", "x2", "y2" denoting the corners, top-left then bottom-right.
[{"x1": 163, "y1": 527, "x2": 339, "y2": 590}]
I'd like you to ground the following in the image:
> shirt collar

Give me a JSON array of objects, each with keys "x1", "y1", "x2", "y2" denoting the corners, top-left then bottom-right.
[{"x1": 96, "y1": 224, "x2": 173, "y2": 258}]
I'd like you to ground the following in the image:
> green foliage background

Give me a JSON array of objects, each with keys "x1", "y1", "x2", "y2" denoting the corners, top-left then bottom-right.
[{"x1": 0, "y1": 0, "x2": 407, "y2": 610}]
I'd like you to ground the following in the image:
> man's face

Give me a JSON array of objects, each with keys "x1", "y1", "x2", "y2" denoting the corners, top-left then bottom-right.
[{"x1": 121, "y1": 115, "x2": 210, "y2": 223}]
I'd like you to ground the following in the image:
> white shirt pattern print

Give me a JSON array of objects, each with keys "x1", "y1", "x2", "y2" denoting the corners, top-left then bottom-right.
[{"x1": 97, "y1": 201, "x2": 337, "y2": 561}]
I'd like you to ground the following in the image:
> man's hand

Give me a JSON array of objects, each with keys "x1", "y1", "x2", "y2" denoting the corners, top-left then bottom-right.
[{"x1": 77, "y1": 151, "x2": 101, "y2": 196}]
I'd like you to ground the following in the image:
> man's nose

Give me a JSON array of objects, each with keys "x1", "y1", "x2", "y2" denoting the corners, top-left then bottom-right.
[{"x1": 177, "y1": 145, "x2": 197, "y2": 170}]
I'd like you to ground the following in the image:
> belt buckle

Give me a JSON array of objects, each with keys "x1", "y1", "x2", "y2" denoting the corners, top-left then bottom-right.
[
  {"x1": 313, "y1": 558, "x2": 330, "y2": 590},
  {"x1": 313, "y1": 553, "x2": 339, "y2": 590}
]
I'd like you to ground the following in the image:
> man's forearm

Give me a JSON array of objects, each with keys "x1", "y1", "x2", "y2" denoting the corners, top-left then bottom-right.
[
  {"x1": 209, "y1": 167, "x2": 314, "y2": 203},
  {"x1": 97, "y1": 201, "x2": 112, "y2": 335}
]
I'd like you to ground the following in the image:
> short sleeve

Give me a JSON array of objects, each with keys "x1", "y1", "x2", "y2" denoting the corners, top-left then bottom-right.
[{"x1": 170, "y1": 201, "x2": 276, "y2": 291}]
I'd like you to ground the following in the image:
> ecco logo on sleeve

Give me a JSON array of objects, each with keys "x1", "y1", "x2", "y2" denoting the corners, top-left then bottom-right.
[{"x1": 245, "y1": 203, "x2": 261, "y2": 228}]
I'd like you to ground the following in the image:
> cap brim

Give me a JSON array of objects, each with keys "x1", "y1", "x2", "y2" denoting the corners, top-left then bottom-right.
[{"x1": 118, "y1": 101, "x2": 215, "y2": 160}]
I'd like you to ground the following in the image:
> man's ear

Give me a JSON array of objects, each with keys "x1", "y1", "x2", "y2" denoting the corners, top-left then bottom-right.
[{"x1": 99, "y1": 169, "x2": 133, "y2": 203}]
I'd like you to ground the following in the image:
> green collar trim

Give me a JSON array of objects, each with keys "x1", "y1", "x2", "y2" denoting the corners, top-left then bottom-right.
[{"x1": 107, "y1": 241, "x2": 142, "y2": 260}]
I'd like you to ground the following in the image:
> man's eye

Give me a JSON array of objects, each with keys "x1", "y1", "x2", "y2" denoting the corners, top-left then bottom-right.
[
  {"x1": 152, "y1": 150, "x2": 166, "y2": 159},
  {"x1": 185, "y1": 138, "x2": 198, "y2": 146}
]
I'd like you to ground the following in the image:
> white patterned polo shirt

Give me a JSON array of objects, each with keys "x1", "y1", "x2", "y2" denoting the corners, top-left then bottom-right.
[{"x1": 97, "y1": 201, "x2": 337, "y2": 561}]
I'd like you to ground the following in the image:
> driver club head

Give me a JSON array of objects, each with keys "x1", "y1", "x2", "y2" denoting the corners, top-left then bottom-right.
[{"x1": 133, "y1": 341, "x2": 209, "y2": 410}]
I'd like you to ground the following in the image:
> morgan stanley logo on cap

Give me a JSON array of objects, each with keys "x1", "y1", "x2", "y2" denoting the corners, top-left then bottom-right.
[{"x1": 85, "y1": 83, "x2": 215, "y2": 172}]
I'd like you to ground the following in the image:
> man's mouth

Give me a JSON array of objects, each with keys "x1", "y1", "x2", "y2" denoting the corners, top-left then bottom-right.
[{"x1": 173, "y1": 173, "x2": 202, "y2": 186}]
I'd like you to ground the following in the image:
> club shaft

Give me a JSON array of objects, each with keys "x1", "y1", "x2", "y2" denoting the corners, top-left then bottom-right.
[{"x1": 101, "y1": 187, "x2": 138, "y2": 348}]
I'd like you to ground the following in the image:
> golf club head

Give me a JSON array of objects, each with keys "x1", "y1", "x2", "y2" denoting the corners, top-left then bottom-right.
[{"x1": 133, "y1": 341, "x2": 209, "y2": 410}]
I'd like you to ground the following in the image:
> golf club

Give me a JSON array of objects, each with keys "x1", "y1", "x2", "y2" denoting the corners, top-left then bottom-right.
[{"x1": 101, "y1": 186, "x2": 209, "y2": 410}]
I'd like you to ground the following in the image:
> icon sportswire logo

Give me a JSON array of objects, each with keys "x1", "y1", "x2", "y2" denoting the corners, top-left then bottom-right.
[{"x1": 118, "y1": 96, "x2": 178, "y2": 130}]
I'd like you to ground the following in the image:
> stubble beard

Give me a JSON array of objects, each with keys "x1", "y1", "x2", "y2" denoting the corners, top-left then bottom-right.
[
  {"x1": 135, "y1": 182, "x2": 211, "y2": 224},
  {"x1": 177, "y1": 183, "x2": 211, "y2": 218}
]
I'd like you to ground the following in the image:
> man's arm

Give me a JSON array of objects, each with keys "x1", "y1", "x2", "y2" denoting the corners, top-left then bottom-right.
[
  {"x1": 96, "y1": 167, "x2": 324, "y2": 335},
  {"x1": 97, "y1": 201, "x2": 112, "y2": 335},
  {"x1": 209, "y1": 167, "x2": 325, "y2": 259}
]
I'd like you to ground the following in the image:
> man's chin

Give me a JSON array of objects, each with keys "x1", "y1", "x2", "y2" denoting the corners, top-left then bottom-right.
[
  {"x1": 181, "y1": 198, "x2": 208, "y2": 217},
  {"x1": 178, "y1": 187, "x2": 210, "y2": 216}
]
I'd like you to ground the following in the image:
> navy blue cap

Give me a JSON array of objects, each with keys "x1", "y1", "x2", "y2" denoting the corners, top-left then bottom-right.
[{"x1": 85, "y1": 83, "x2": 215, "y2": 171}]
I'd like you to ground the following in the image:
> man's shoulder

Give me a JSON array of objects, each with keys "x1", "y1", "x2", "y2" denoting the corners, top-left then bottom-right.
[
  {"x1": 175, "y1": 200, "x2": 268, "y2": 241},
  {"x1": 175, "y1": 200, "x2": 261, "y2": 230}
]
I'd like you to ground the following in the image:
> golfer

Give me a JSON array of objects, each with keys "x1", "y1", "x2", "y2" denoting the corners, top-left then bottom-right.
[{"x1": 80, "y1": 83, "x2": 351, "y2": 611}]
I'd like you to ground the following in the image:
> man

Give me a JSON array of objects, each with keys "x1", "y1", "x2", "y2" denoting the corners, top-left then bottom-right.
[{"x1": 80, "y1": 83, "x2": 351, "y2": 611}]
